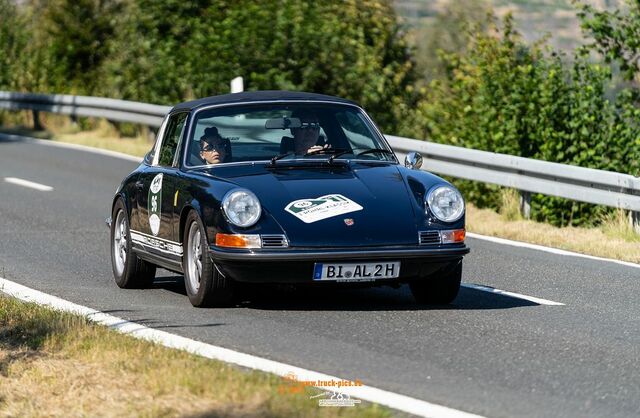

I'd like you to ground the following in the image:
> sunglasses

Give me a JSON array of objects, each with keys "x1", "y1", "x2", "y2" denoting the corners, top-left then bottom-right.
[
  {"x1": 201, "y1": 142, "x2": 226, "y2": 152},
  {"x1": 296, "y1": 122, "x2": 320, "y2": 131}
]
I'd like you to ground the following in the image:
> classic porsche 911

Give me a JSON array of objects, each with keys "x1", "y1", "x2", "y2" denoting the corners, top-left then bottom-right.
[{"x1": 108, "y1": 91, "x2": 469, "y2": 307}]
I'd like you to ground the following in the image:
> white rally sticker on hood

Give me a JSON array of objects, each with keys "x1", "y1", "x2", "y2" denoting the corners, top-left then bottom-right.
[{"x1": 285, "y1": 194, "x2": 363, "y2": 224}]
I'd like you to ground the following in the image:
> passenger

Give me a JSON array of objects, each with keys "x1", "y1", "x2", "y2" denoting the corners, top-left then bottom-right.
[{"x1": 200, "y1": 127, "x2": 231, "y2": 164}]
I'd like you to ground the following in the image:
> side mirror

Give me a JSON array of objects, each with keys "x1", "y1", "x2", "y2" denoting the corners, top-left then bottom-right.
[
  {"x1": 404, "y1": 152, "x2": 423, "y2": 170},
  {"x1": 144, "y1": 150, "x2": 154, "y2": 165}
]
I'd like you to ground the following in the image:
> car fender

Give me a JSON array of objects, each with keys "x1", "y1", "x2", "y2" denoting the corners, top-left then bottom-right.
[{"x1": 397, "y1": 166, "x2": 466, "y2": 230}]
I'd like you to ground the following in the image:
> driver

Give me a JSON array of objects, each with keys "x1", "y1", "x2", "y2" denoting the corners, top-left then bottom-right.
[{"x1": 280, "y1": 110, "x2": 328, "y2": 155}]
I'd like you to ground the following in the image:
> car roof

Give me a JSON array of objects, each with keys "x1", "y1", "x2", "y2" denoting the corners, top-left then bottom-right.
[{"x1": 171, "y1": 90, "x2": 359, "y2": 112}]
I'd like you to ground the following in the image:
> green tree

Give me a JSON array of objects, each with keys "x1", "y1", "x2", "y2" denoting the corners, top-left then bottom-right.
[
  {"x1": 0, "y1": 0, "x2": 28, "y2": 90},
  {"x1": 107, "y1": 0, "x2": 418, "y2": 134},
  {"x1": 576, "y1": 0, "x2": 640, "y2": 82},
  {"x1": 413, "y1": 0, "x2": 491, "y2": 84},
  {"x1": 103, "y1": 0, "x2": 207, "y2": 103},
  {"x1": 31, "y1": 0, "x2": 123, "y2": 94}
]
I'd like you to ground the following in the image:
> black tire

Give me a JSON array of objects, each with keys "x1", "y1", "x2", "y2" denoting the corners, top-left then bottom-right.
[
  {"x1": 409, "y1": 261, "x2": 462, "y2": 304},
  {"x1": 110, "y1": 199, "x2": 156, "y2": 288},
  {"x1": 183, "y1": 210, "x2": 234, "y2": 307}
]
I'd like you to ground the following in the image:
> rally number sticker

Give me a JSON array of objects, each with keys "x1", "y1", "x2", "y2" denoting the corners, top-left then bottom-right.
[
  {"x1": 285, "y1": 194, "x2": 363, "y2": 224},
  {"x1": 148, "y1": 173, "x2": 163, "y2": 236}
]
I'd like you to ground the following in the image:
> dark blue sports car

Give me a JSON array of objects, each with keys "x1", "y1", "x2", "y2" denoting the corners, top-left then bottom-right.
[{"x1": 109, "y1": 91, "x2": 469, "y2": 307}]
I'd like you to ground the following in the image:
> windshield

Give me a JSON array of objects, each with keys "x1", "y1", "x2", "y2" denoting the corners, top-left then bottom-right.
[{"x1": 185, "y1": 103, "x2": 395, "y2": 167}]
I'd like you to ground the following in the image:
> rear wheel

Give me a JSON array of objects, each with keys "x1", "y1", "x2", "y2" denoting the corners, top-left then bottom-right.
[
  {"x1": 409, "y1": 261, "x2": 462, "y2": 304},
  {"x1": 111, "y1": 199, "x2": 156, "y2": 288},
  {"x1": 183, "y1": 211, "x2": 234, "y2": 307}
]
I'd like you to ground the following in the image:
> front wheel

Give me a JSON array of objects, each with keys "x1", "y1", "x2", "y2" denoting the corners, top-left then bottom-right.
[
  {"x1": 111, "y1": 199, "x2": 156, "y2": 288},
  {"x1": 409, "y1": 261, "x2": 462, "y2": 305},
  {"x1": 183, "y1": 211, "x2": 234, "y2": 307}
]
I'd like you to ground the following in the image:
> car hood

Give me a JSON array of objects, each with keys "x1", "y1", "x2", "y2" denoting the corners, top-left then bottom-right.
[{"x1": 215, "y1": 163, "x2": 420, "y2": 247}]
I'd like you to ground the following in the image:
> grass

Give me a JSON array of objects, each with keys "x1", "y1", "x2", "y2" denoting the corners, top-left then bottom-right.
[
  {"x1": 53, "y1": 125, "x2": 151, "y2": 157},
  {"x1": 0, "y1": 296, "x2": 393, "y2": 418},
  {"x1": 0, "y1": 112, "x2": 152, "y2": 157},
  {"x1": 468, "y1": 190, "x2": 640, "y2": 263},
  {"x1": 497, "y1": 188, "x2": 523, "y2": 222}
]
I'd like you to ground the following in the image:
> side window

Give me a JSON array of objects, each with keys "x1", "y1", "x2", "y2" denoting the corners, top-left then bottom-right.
[{"x1": 158, "y1": 112, "x2": 188, "y2": 167}]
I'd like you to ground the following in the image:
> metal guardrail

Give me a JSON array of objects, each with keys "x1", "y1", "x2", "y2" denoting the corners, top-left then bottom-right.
[
  {"x1": 2, "y1": 91, "x2": 640, "y2": 216},
  {"x1": 0, "y1": 91, "x2": 169, "y2": 128},
  {"x1": 387, "y1": 136, "x2": 640, "y2": 213}
]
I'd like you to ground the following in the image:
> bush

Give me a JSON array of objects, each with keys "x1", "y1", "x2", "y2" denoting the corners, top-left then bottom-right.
[
  {"x1": 0, "y1": 0, "x2": 28, "y2": 90},
  {"x1": 416, "y1": 14, "x2": 640, "y2": 226}
]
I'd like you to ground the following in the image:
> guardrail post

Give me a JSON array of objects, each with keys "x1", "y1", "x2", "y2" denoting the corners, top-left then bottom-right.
[
  {"x1": 145, "y1": 126, "x2": 157, "y2": 142},
  {"x1": 629, "y1": 211, "x2": 640, "y2": 234},
  {"x1": 519, "y1": 190, "x2": 531, "y2": 219},
  {"x1": 32, "y1": 110, "x2": 43, "y2": 130}
]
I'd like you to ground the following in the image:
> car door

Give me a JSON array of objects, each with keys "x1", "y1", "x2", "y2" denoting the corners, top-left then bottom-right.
[{"x1": 132, "y1": 111, "x2": 188, "y2": 264}]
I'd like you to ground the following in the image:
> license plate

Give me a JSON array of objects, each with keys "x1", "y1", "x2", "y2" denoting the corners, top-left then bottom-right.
[{"x1": 313, "y1": 261, "x2": 400, "y2": 282}]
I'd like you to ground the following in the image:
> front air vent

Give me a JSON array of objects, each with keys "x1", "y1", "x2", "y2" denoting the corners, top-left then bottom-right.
[
  {"x1": 261, "y1": 235, "x2": 289, "y2": 248},
  {"x1": 419, "y1": 231, "x2": 441, "y2": 245}
]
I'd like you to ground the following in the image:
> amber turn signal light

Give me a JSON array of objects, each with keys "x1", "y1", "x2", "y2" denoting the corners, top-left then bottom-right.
[
  {"x1": 215, "y1": 233, "x2": 261, "y2": 248},
  {"x1": 440, "y1": 229, "x2": 465, "y2": 244}
]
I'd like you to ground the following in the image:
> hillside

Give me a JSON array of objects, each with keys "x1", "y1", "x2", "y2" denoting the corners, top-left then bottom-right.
[{"x1": 394, "y1": 0, "x2": 623, "y2": 53}]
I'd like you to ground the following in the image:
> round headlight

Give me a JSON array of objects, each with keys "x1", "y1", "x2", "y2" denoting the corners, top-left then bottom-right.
[
  {"x1": 222, "y1": 189, "x2": 262, "y2": 228},
  {"x1": 426, "y1": 185, "x2": 465, "y2": 222}
]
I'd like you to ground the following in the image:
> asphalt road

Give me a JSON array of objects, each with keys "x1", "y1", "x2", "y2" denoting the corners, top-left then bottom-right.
[{"x1": 1, "y1": 134, "x2": 639, "y2": 418}]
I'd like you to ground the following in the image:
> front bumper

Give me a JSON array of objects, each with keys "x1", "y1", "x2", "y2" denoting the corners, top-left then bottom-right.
[{"x1": 210, "y1": 244, "x2": 469, "y2": 283}]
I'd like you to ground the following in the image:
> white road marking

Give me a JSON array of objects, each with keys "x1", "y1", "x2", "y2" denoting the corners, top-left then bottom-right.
[
  {"x1": 0, "y1": 132, "x2": 142, "y2": 162},
  {"x1": 467, "y1": 232, "x2": 640, "y2": 270},
  {"x1": 4, "y1": 177, "x2": 53, "y2": 191},
  {"x1": 0, "y1": 276, "x2": 485, "y2": 418},
  {"x1": 462, "y1": 283, "x2": 565, "y2": 306},
  {"x1": 33, "y1": 138, "x2": 143, "y2": 162}
]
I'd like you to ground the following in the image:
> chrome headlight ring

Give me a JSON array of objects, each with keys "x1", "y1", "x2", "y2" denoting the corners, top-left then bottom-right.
[
  {"x1": 425, "y1": 185, "x2": 465, "y2": 223},
  {"x1": 221, "y1": 189, "x2": 262, "y2": 228}
]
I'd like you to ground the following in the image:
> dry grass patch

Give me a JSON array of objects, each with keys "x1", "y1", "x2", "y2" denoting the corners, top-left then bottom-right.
[
  {"x1": 600, "y1": 209, "x2": 640, "y2": 243},
  {"x1": 0, "y1": 112, "x2": 152, "y2": 157},
  {"x1": 0, "y1": 297, "x2": 393, "y2": 418},
  {"x1": 53, "y1": 119, "x2": 151, "y2": 158},
  {"x1": 467, "y1": 203, "x2": 640, "y2": 263}
]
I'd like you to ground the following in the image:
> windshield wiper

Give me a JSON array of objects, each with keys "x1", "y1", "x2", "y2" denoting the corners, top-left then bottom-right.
[
  {"x1": 356, "y1": 148, "x2": 395, "y2": 157},
  {"x1": 270, "y1": 148, "x2": 351, "y2": 167},
  {"x1": 303, "y1": 147, "x2": 349, "y2": 157},
  {"x1": 270, "y1": 152, "x2": 293, "y2": 165},
  {"x1": 328, "y1": 149, "x2": 353, "y2": 163}
]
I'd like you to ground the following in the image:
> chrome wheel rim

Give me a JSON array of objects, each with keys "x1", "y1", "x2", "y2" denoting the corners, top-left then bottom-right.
[
  {"x1": 186, "y1": 222, "x2": 202, "y2": 293},
  {"x1": 113, "y1": 210, "x2": 127, "y2": 276}
]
